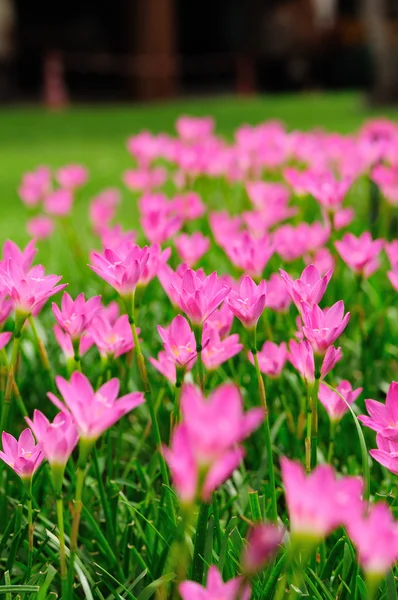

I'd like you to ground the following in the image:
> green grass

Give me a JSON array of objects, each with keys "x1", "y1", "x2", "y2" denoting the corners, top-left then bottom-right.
[{"x1": 2, "y1": 91, "x2": 398, "y2": 248}]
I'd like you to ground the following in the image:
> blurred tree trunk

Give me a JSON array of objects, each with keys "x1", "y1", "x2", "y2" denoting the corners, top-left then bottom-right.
[{"x1": 363, "y1": 0, "x2": 398, "y2": 104}]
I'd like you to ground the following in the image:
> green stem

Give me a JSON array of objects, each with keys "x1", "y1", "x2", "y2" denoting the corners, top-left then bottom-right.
[
  {"x1": 311, "y1": 374, "x2": 320, "y2": 470},
  {"x1": 191, "y1": 502, "x2": 210, "y2": 583},
  {"x1": 26, "y1": 485, "x2": 33, "y2": 581},
  {"x1": 1, "y1": 331, "x2": 22, "y2": 433},
  {"x1": 327, "y1": 420, "x2": 336, "y2": 464},
  {"x1": 68, "y1": 466, "x2": 85, "y2": 598},
  {"x1": 92, "y1": 447, "x2": 117, "y2": 554},
  {"x1": 28, "y1": 315, "x2": 55, "y2": 388},
  {"x1": 252, "y1": 327, "x2": 278, "y2": 523},
  {"x1": 56, "y1": 495, "x2": 68, "y2": 597},
  {"x1": 171, "y1": 371, "x2": 184, "y2": 435},
  {"x1": 193, "y1": 326, "x2": 205, "y2": 392}
]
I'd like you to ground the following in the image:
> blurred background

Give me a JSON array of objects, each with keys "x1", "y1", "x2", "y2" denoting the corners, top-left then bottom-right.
[{"x1": 0, "y1": 0, "x2": 398, "y2": 106}]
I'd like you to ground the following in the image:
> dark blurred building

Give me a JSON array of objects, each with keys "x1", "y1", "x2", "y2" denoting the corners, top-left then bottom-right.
[{"x1": 1, "y1": 0, "x2": 397, "y2": 102}]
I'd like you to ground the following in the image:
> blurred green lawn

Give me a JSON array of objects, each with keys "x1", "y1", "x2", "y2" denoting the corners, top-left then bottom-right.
[{"x1": 2, "y1": 91, "x2": 398, "y2": 250}]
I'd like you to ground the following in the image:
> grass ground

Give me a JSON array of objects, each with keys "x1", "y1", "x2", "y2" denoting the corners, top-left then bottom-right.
[{"x1": 2, "y1": 91, "x2": 398, "y2": 248}]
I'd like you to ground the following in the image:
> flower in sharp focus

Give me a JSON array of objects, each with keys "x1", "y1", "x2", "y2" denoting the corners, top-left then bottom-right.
[
  {"x1": 52, "y1": 292, "x2": 102, "y2": 341},
  {"x1": 280, "y1": 264, "x2": 332, "y2": 311},
  {"x1": 359, "y1": 381, "x2": 398, "y2": 442},
  {"x1": 301, "y1": 300, "x2": 350, "y2": 355},
  {"x1": 0, "y1": 429, "x2": 43, "y2": 481},
  {"x1": 248, "y1": 341, "x2": 287, "y2": 378},
  {"x1": 227, "y1": 275, "x2": 267, "y2": 330},
  {"x1": 319, "y1": 380, "x2": 362, "y2": 422}
]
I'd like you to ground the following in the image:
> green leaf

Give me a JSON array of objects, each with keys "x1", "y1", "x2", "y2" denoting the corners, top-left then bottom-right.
[
  {"x1": 137, "y1": 572, "x2": 175, "y2": 600},
  {"x1": 37, "y1": 565, "x2": 57, "y2": 600},
  {"x1": 386, "y1": 570, "x2": 398, "y2": 600}
]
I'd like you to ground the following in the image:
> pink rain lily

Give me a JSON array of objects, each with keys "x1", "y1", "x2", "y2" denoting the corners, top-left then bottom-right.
[
  {"x1": 202, "y1": 324, "x2": 243, "y2": 370},
  {"x1": 48, "y1": 372, "x2": 145, "y2": 443},
  {"x1": 305, "y1": 170, "x2": 352, "y2": 212},
  {"x1": 53, "y1": 325, "x2": 93, "y2": 361},
  {"x1": 333, "y1": 207, "x2": 354, "y2": 230},
  {"x1": 385, "y1": 240, "x2": 398, "y2": 271},
  {"x1": 319, "y1": 380, "x2": 362, "y2": 422},
  {"x1": 2, "y1": 239, "x2": 37, "y2": 274},
  {"x1": 26, "y1": 216, "x2": 55, "y2": 240},
  {"x1": 139, "y1": 244, "x2": 171, "y2": 288},
  {"x1": 335, "y1": 232, "x2": 384, "y2": 278},
  {"x1": 170, "y1": 192, "x2": 206, "y2": 221},
  {"x1": 173, "y1": 268, "x2": 231, "y2": 326},
  {"x1": 158, "y1": 315, "x2": 197, "y2": 368},
  {"x1": 305, "y1": 247, "x2": 335, "y2": 276},
  {"x1": 348, "y1": 503, "x2": 398, "y2": 577},
  {"x1": 52, "y1": 292, "x2": 102, "y2": 341},
  {"x1": 248, "y1": 341, "x2": 287, "y2": 378},
  {"x1": 123, "y1": 167, "x2": 166, "y2": 192},
  {"x1": 18, "y1": 166, "x2": 51, "y2": 207},
  {"x1": 0, "y1": 292, "x2": 13, "y2": 325},
  {"x1": 359, "y1": 381, "x2": 398, "y2": 442},
  {"x1": 174, "y1": 232, "x2": 210, "y2": 267},
  {"x1": 206, "y1": 302, "x2": 234, "y2": 338},
  {"x1": 288, "y1": 340, "x2": 342, "y2": 384},
  {"x1": 242, "y1": 524, "x2": 285, "y2": 574},
  {"x1": 281, "y1": 457, "x2": 363, "y2": 540},
  {"x1": 0, "y1": 331, "x2": 12, "y2": 351},
  {"x1": 0, "y1": 429, "x2": 43, "y2": 481},
  {"x1": 26, "y1": 410, "x2": 78, "y2": 467},
  {"x1": 301, "y1": 300, "x2": 350, "y2": 355},
  {"x1": 98, "y1": 224, "x2": 137, "y2": 250},
  {"x1": 369, "y1": 433, "x2": 398, "y2": 475},
  {"x1": 44, "y1": 189, "x2": 74, "y2": 216},
  {"x1": 179, "y1": 566, "x2": 250, "y2": 600},
  {"x1": 149, "y1": 351, "x2": 177, "y2": 384},
  {"x1": 265, "y1": 273, "x2": 292, "y2": 313},
  {"x1": 89, "y1": 242, "x2": 149, "y2": 298},
  {"x1": 0, "y1": 260, "x2": 67, "y2": 318},
  {"x1": 280, "y1": 264, "x2": 332, "y2": 311},
  {"x1": 227, "y1": 275, "x2": 266, "y2": 329},
  {"x1": 90, "y1": 313, "x2": 134, "y2": 359},
  {"x1": 89, "y1": 189, "x2": 120, "y2": 233},
  {"x1": 56, "y1": 164, "x2": 88, "y2": 189},
  {"x1": 224, "y1": 232, "x2": 274, "y2": 278},
  {"x1": 176, "y1": 115, "x2": 214, "y2": 144}
]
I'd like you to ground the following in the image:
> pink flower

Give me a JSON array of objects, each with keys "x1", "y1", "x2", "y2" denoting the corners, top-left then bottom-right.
[
  {"x1": 227, "y1": 276, "x2": 266, "y2": 329},
  {"x1": 149, "y1": 351, "x2": 176, "y2": 384},
  {"x1": 0, "y1": 331, "x2": 12, "y2": 351},
  {"x1": 202, "y1": 325, "x2": 243, "y2": 370},
  {"x1": 176, "y1": 115, "x2": 214, "y2": 144},
  {"x1": 53, "y1": 325, "x2": 93, "y2": 360},
  {"x1": 333, "y1": 208, "x2": 354, "y2": 230},
  {"x1": 305, "y1": 247, "x2": 335, "y2": 276},
  {"x1": 369, "y1": 433, "x2": 398, "y2": 475},
  {"x1": 173, "y1": 268, "x2": 231, "y2": 326},
  {"x1": 0, "y1": 261, "x2": 67, "y2": 317},
  {"x1": 26, "y1": 216, "x2": 54, "y2": 240},
  {"x1": 2, "y1": 239, "x2": 37, "y2": 274},
  {"x1": 288, "y1": 340, "x2": 342, "y2": 383},
  {"x1": 98, "y1": 224, "x2": 137, "y2": 249},
  {"x1": 157, "y1": 315, "x2": 197, "y2": 368},
  {"x1": 89, "y1": 242, "x2": 149, "y2": 298},
  {"x1": 48, "y1": 372, "x2": 145, "y2": 442},
  {"x1": 44, "y1": 189, "x2": 74, "y2": 216},
  {"x1": 123, "y1": 167, "x2": 166, "y2": 192},
  {"x1": 52, "y1": 293, "x2": 101, "y2": 341},
  {"x1": 56, "y1": 164, "x2": 88, "y2": 189},
  {"x1": 164, "y1": 383, "x2": 263, "y2": 502},
  {"x1": 359, "y1": 381, "x2": 398, "y2": 442},
  {"x1": 171, "y1": 192, "x2": 206, "y2": 221},
  {"x1": 0, "y1": 293, "x2": 13, "y2": 325},
  {"x1": 224, "y1": 232, "x2": 274, "y2": 278},
  {"x1": 301, "y1": 300, "x2": 350, "y2": 355},
  {"x1": 89, "y1": 189, "x2": 120, "y2": 233},
  {"x1": 281, "y1": 457, "x2": 363, "y2": 540},
  {"x1": 26, "y1": 410, "x2": 78, "y2": 466},
  {"x1": 242, "y1": 524, "x2": 285, "y2": 574},
  {"x1": 0, "y1": 429, "x2": 43, "y2": 480},
  {"x1": 139, "y1": 244, "x2": 170, "y2": 288},
  {"x1": 335, "y1": 232, "x2": 384, "y2": 278},
  {"x1": 265, "y1": 273, "x2": 292, "y2": 313},
  {"x1": 280, "y1": 264, "x2": 332, "y2": 311},
  {"x1": 179, "y1": 566, "x2": 250, "y2": 600},
  {"x1": 385, "y1": 240, "x2": 398, "y2": 270},
  {"x1": 319, "y1": 381, "x2": 362, "y2": 422},
  {"x1": 90, "y1": 314, "x2": 134, "y2": 358},
  {"x1": 249, "y1": 341, "x2": 287, "y2": 378},
  {"x1": 18, "y1": 166, "x2": 51, "y2": 207},
  {"x1": 305, "y1": 170, "x2": 352, "y2": 212},
  {"x1": 206, "y1": 303, "x2": 234, "y2": 338},
  {"x1": 348, "y1": 503, "x2": 398, "y2": 577},
  {"x1": 175, "y1": 233, "x2": 210, "y2": 267}
]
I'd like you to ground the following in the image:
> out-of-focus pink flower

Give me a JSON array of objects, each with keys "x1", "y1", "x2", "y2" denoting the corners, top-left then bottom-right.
[
  {"x1": 242, "y1": 524, "x2": 285, "y2": 574},
  {"x1": 0, "y1": 261, "x2": 66, "y2": 317},
  {"x1": 348, "y1": 503, "x2": 398, "y2": 577},
  {"x1": 26, "y1": 216, "x2": 55, "y2": 240},
  {"x1": 385, "y1": 240, "x2": 398, "y2": 270},
  {"x1": 175, "y1": 232, "x2": 210, "y2": 267},
  {"x1": 176, "y1": 115, "x2": 214, "y2": 144},
  {"x1": 0, "y1": 429, "x2": 43, "y2": 481},
  {"x1": 52, "y1": 293, "x2": 101, "y2": 341},
  {"x1": 319, "y1": 381, "x2": 362, "y2": 422},
  {"x1": 44, "y1": 189, "x2": 74, "y2": 216},
  {"x1": 173, "y1": 268, "x2": 231, "y2": 326},
  {"x1": 274, "y1": 222, "x2": 330, "y2": 262},
  {"x1": 359, "y1": 381, "x2": 398, "y2": 442},
  {"x1": 141, "y1": 209, "x2": 183, "y2": 245},
  {"x1": 372, "y1": 164, "x2": 398, "y2": 205},
  {"x1": 26, "y1": 410, "x2": 78, "y2": 466},
  {"x1": 281, "y1": 457, "x2": 363, "y2": 540},
  {"x1": 158, "y1": 315, "x2": 197, "y2": 368},
  {"x1": 369, "y1": 433, "x2": 398, "y2": 475},
  {"x1": 0, "y1": 331, "x2": 12, "y2": 351},
  {"x1": 98, "y1": 224, "x2": 137, "y2": 249},
  {"x1": 265, "y1": 273, "x2": 292, "y2": 313},
  {"x1": 224, "y1": 232, "x2": 274, "y2": 278},
  {"x1": 171, "y1": 192, "x2": 206, "y2": 221},
  {"x1": 335, "y1": 232, "x2": 383, "y2": 278},
  {"x1": 202, "y1": 324, "x2": 242, "y2": 370},
  {"x1": 48, "y1": 372, "x2": 145, "y2": 442},
  {"x1": 180, "y1": 566, "x2": 250, "y2": 600},
  {"x1": 0, "y1": 292, "x2": 13, "y2": 325},
  {"x1": 90, "y1": 314, "x2": 134, "y2": 358},
  {"x1": 305, "y1": 247, "x2": 335, "y2": 276},
  {"x1": 89, "y1": 242, "x2": 149, "y2": 298},
  {"x1": 2, "y1": 239, "x2": 37, "y2": 274},
  {"x1": 301, "y1": 300, "x2": 350, "y2": 355},
  {"x1": 89, "y1": 189, "x2": 120, "y2": 233},
  {"x1": 209, "y1": 211, "x2": 242, "y2": 249},
  {"x1": 18, "y1": 166, "x2": 51, "y2": 207},
  {"x1": 164, "y1": 383, "x2": 263, "y2": 502},
  {"x1": 53, "y1": 325, "x2": 93, "y2": 360},
  {"x1": 127, "y1": 131, "x2": 169, "y2": 167},
  {"x1": 206, "y1": 302, "x2": 234, "y2": 338},
  {"x1": 123, "y1": 167, "x2": 166, "y2": 192},
  {"x1": 227, "y1": 276, "x2": 266, "y2": 329},
  {"x1": 56, "y1": 164, "x2": 88, "y2": 189},
  {"x1": 333, "y1": 208, "x2": 355, "y2": 230},
  {"x1": 305, "y1": 170, "x2": 352, "y2": 212},
  {"x1": 249, "y1": 341, "x2": 287, "y2": 378},
  {"x1": 149, "y1": 351, "x2": 177, "y2": 384},
  {"x1": 288, "y1": 340, "x2": 342, "y2": 383},
  {"x1": 280, "y1": 264, "x2": 332, "y2": 311}
]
